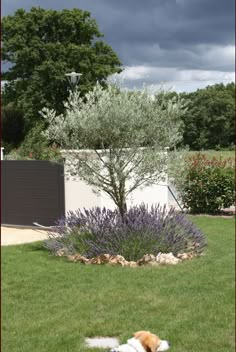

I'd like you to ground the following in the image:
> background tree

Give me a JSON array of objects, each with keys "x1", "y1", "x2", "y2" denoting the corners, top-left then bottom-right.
[
  {"x1": 180, "y1": 83, "x2": 235, "y2": 150},
  {"x1": 2, "y1": 7, "x2": 122, "y2": 133},
  {"x1": 42, "y1": 83, "x2": 186, "y2": 217}
]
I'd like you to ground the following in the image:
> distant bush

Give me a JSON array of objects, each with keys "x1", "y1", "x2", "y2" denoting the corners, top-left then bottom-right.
[
  {"x1": 5, "y1": 145, "x2": 62, "y2": 161},
  {"x1": 45, "y1": 204, "x2": 206, "y2": 261},
  {"x1": 179, "y1": 154, "x2": 235, "y2": 214},
  {"x1": 5, "y1": 122, "x2": 62, "y2": 161}
]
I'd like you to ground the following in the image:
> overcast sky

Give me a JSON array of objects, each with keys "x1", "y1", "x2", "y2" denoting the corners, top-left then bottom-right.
[{"x1": 2, "y1": 0, "x2": 235, "y2": 92}]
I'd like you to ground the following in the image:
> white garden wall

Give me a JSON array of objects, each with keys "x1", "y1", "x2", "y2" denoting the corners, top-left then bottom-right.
[
  {"x1": 62, "y1": 149, "x2": 169, "y2": 213},
  {"x1": 65, "y1": 177, "x2": 168, "y2": 213}
]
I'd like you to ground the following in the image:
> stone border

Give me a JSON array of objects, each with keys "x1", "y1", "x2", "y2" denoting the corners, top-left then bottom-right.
[{"x1": 56, "y1": 251, "x2": 196, "y2": 267}]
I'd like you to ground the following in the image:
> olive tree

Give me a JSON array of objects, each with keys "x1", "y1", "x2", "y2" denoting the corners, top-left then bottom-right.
[{"x1": 42, "y1": 83, "x2": 186, "y2": 217}]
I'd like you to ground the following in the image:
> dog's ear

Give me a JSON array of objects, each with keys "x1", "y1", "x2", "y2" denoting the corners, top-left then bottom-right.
[
  {"x1": 146, "y1": 336, "x2": 161, "y2": 352},
  {"x1": 134, "y1": 331, "x2": 161, "y2": 352}
]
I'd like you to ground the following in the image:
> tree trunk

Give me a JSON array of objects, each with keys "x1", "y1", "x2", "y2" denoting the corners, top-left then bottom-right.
[{"x1": 118, "y1": 201, "x2": 127, "y2": 221}]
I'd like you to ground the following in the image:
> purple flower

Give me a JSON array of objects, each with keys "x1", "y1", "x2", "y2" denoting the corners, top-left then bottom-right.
[{"x1": 44, "y1": 204, "x2": 206, "y2": 261}]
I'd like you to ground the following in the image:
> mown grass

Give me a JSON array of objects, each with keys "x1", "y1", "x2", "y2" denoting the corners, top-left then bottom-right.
[
  {"x1": 189, "y1": 150, "x2": 234, "y2": 159},
  {"x1": 1, "y1": 216, "x2": 235, "y2": 352}
]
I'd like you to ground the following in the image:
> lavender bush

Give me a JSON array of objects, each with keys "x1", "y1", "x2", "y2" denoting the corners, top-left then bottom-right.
[{"x1": 44, "y1": 204, "x2": 206, "y2": 261}]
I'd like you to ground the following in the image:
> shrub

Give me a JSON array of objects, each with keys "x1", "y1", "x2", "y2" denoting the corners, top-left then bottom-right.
[
  {"x1": 5, "y1": 122, "x2": 62, "y2": 161},
  {"x1": 44, "y1": 204, "x2": 206, "y2": 261},
  {"x1": 2, "y1": 105, "x2": 26, "y2": 152},
  {"x1": 5, "y1": 145, "x2": 62, "y2": 161},
  {"x1": 179, "y1": 154, "x2": 235, "y2": 214}
]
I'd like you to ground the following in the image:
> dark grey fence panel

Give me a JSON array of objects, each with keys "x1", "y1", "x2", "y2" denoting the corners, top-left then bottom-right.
[{"x1": 1, "y1": 161, "x2": 65, "y2": 226}]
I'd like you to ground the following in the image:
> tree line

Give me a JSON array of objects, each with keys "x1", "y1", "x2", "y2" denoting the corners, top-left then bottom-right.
[
  {"x1": 156, "y1": 82, "x2": 234, "y2": 150},
  {"x1": 180, "y1": 83, "x2": 234, "y2": 150}
]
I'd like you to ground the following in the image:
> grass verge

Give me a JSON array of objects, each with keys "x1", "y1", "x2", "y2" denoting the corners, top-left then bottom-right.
[
  {"x1": 1, "y1": 216, "x2": 235, "y2": 352},
  {"x1": 188, "y1": 150, "x2": 234, "y2": 159}
]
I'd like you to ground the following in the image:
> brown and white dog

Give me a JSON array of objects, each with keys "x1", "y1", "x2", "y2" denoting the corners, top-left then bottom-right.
[{"x1": 111, "y1": 331, "x2": 170, "y2": 352}]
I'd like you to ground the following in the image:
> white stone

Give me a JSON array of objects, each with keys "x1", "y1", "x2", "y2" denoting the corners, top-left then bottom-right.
[
  {"x1": 85, "y1": 337, "x2": 119, "y2": 348},
  {"x1": 156, "y1": 252, "x2": 180, "y2": 265}
]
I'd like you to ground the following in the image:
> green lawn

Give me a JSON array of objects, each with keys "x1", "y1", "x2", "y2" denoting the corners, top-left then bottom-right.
[
  {"x1": 2, "y1": 217, "x2": 235, "y2": 352},
  {"x1": 188, "y1": 150, "x2": 234, "y2": 159}
]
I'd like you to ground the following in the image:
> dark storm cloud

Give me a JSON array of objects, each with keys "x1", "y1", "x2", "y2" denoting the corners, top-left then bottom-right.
[
  {"x1": 2, "y1": 0, "x2": 234, "y2": 91},
  {"x1": 3, "y1": 0, "x2": 234, "y2": 47},
  {"x1": 86, "y1": 0, "x2": 234, "y2": 70}
]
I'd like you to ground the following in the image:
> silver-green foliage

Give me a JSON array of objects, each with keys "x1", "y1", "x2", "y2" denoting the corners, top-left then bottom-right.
[{"x1": 42, "y1": 83, "x2": 186, "y2": 215}]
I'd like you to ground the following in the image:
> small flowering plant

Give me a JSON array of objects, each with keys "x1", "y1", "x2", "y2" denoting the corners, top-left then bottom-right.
[
  {"x1": 5, "y1": 144, "x2": 62, "y2": 161},
  {"x1": 44, "y1": 204, "x2": 206, "y2": 261},
  {"x1": 179, "y1": 154, "x2": 235, "y2": 214}
]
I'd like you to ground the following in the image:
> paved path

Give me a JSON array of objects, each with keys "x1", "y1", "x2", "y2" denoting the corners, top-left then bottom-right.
[
  {"x1": 1, "y1": 226, "x2": 48, "y2": 246},
  {"x1": 85, "y1": 337, "x2": 119, "y2": 349}
]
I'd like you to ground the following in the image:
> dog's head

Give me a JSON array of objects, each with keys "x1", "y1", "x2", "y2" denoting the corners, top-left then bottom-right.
[{"x1": 133, "y1": 331, "x2": 170, "y2": 352}]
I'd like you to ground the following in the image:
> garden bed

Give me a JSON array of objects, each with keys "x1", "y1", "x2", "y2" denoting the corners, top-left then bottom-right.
[{"x1": 44, "y1": 205, "x2": 207, "y2": 262}]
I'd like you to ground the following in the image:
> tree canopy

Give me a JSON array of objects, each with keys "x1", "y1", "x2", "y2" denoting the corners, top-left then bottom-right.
[
  {"x1": 180, "y1": 82, "x2": 235, "y2": 150},
  {"x1": 2, "y1": 7, "x2": 122, "y2": 128},
  {"x1": 42, "y1": 83, "x2": 186, "y2": 216}
]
